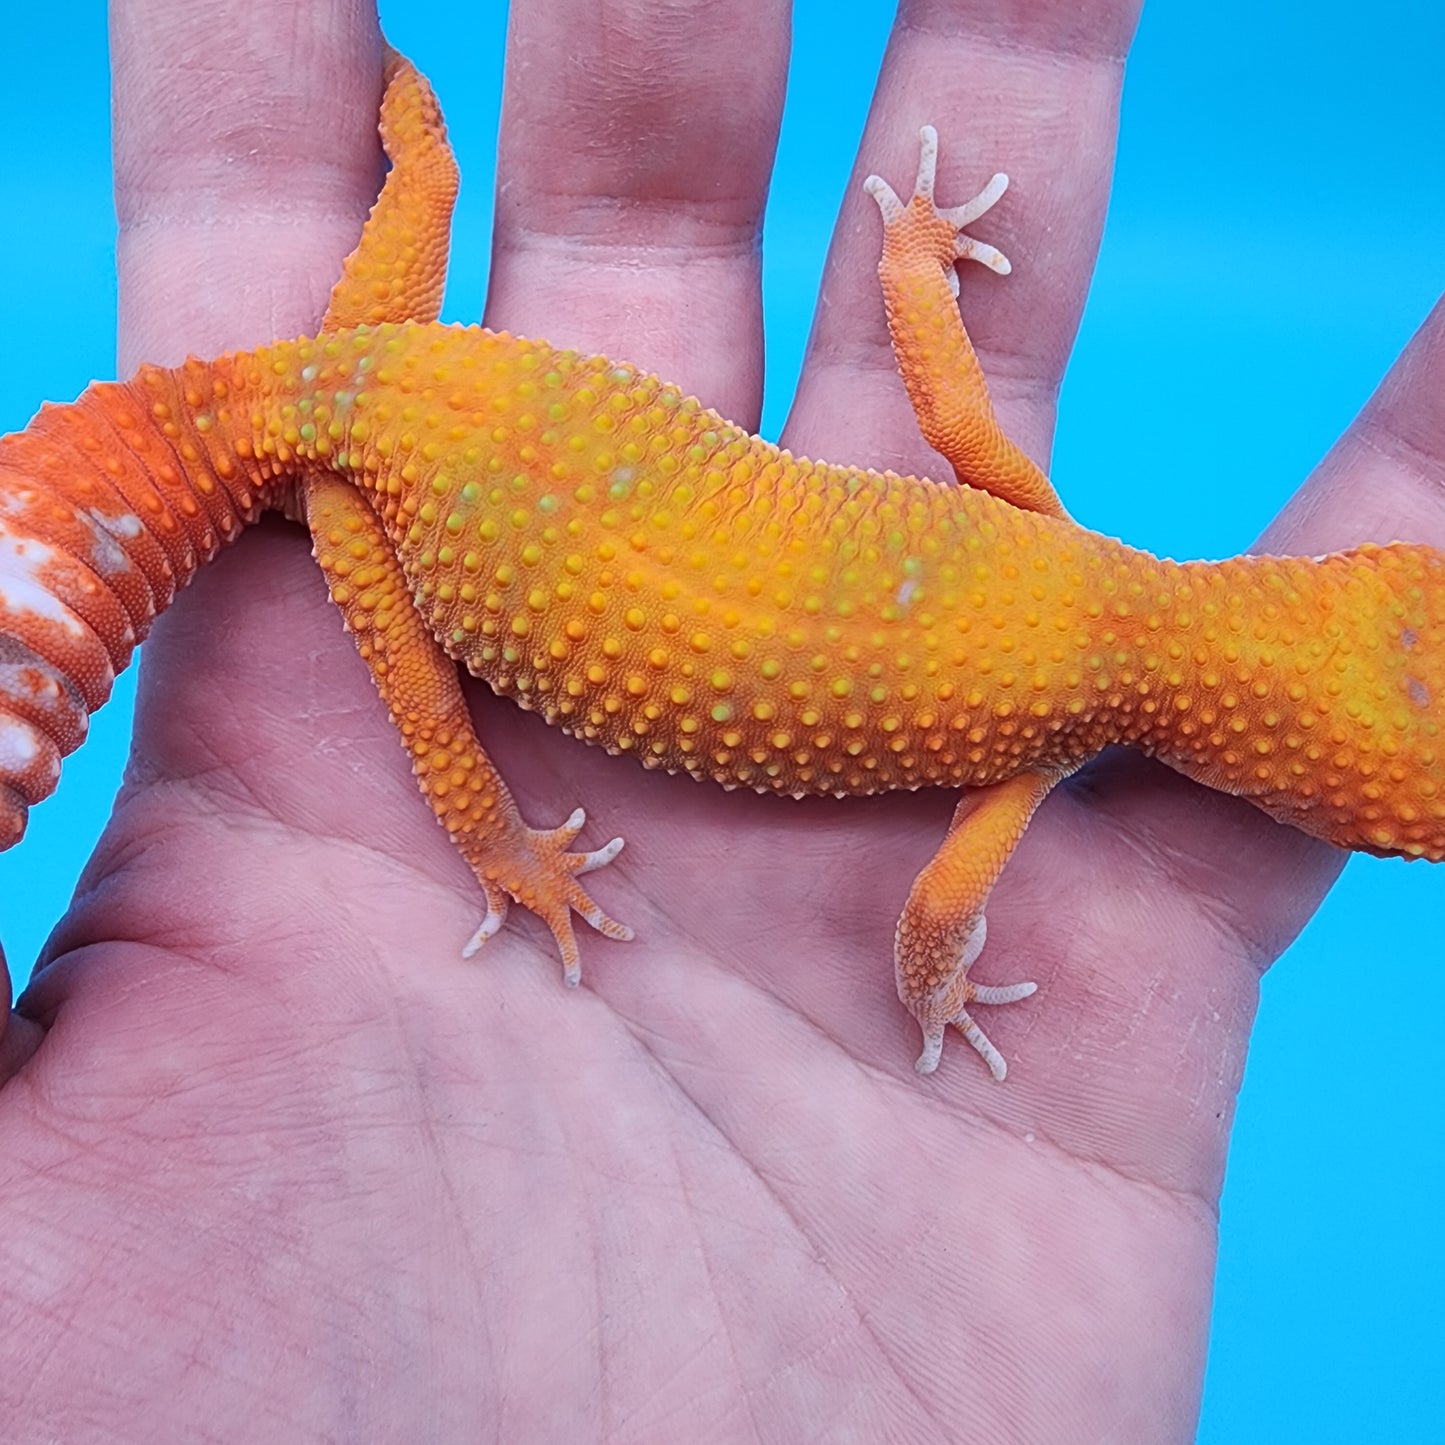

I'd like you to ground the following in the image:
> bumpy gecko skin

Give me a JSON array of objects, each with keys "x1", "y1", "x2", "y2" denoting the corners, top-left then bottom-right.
[{"x1": 0, "y1": 56, "x2": 1441, "y2": 1077}]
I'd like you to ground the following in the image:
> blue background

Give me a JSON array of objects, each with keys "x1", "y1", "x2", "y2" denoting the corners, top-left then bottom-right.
[{"x1": 1, "y1": 1, "x2": 1440, "y2": 1437}]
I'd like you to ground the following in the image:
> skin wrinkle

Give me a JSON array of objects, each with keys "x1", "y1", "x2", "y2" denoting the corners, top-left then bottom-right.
[
  {"x1": 1061, "y1": 751, "x2": 1336, "y2": 953},
  {"x1": 1097, "y1": 798, "x2": 1293, "y2": 971},
  {"x1": 1358, "y1": 424, "x2": 1445, "y2": 501},
  {"x1": 112, "y1": 52, "x2": 383, "y2": 213},
  {"x1": 863, "y1": 988, "x2": 1235, "y2": 1212},
  {"x1": 499, "y1": 35, "x2": 791, "y2": 210},
  {"x1": 118, "y1": 206, "x2": 374, "y2": 235},
  {"x1": 126, "y1": 710, "x2": 330, "y2": 824},
  {"x1": 396, "y1": 1080, "x2": 493, "y2": 1394},
  {"x1": 115, "y1": 140, "x2": 378, "y2": 210},
  {"x1": 672, "y1": 1176, "x2": 768, "y2": 1443},
  {"x1": 1005, "y1": 1105, "x2": 1225, "y2": 1225},
  {"x1": 674, "y1": 961, "x2": 1203, "y2": 1361},
  {"x1": 892, "y1": 14, "x2": 1134, "y2": 72},
  {"x1": 502, "y1": 178, "x2": 770, "y2": 229},
  {"x1": 1359, "y1": 302, "x2": 1445, "y2": 453},
  {"x1": 44, "y1": 806, "x2": 449, "y2": 986},
  {"x1": 494, "y1": 224, "x2": 762, "y2": 266},
  {"x1": 897, "y1": 0, "x2": 1142, "y2": 65},
  {"x1": 661, "y1": 1074, "x2": 954, "y2": 1443}
]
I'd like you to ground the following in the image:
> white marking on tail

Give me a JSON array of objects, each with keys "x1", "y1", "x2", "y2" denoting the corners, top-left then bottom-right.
[
  {"x1": 0, "y1": 570, "x2": 87, "y2": 638},
  {"x1": 89, "y1": 507, "x2": 145, "y2": 540},
  {"x1": 0, "y1": 717, "x2": 41, "y2": 770},
  {"x1": 0, "y1": 665, "x2": 60, "y2": 705},
  {"x1": 87, "y1": 527, "x2": 133, "y2": 577},
  {"x1": 0, "y1": 534, "x2": 58, "y2": 571}
]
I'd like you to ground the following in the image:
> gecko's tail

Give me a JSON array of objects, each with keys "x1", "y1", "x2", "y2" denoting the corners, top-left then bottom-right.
[
  {"x1": 0, "y1": 368, "x2": 266, "y2": 847},
  {"x1": 1153, "y1": 541, "x2": 1445, "y2": 861}
]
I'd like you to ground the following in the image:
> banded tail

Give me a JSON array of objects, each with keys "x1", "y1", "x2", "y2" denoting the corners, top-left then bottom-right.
[{"x1": 0, "y1": 360, "x2": 275, "y2": 845}]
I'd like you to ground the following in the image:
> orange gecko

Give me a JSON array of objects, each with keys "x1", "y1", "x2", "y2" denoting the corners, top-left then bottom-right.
[{"x1": 0, "y1": 53, "x2": 1440, "y2": 1078}]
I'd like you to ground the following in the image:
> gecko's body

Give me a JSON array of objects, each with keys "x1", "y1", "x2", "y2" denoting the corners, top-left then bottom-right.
[
  {"x1": 1, "y1": 55, "x2": 1441, "y2": 1076},
  {"x1": 53, "y1": 324, "x2": 1445, "y2": 824}
]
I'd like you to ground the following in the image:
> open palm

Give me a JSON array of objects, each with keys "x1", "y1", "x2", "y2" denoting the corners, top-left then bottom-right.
[{"x1": 3, "y1": 0, "x2": 1442, "y2": 1439}]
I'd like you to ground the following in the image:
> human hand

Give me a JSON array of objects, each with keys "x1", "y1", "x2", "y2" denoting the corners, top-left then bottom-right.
[{"x1": 2, "y1": 0, "x2": 1443, "y2": 1439}]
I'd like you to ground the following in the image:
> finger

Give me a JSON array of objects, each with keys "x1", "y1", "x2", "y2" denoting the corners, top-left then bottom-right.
[
  {"x1": 1129, "y1": 298, "x2": 1445, "y2": 893},
  {"x1": 785, "y1": 0, "x2": 1143, "y2": 475},
  {"x1": 111, "y1": 0, "x2": 383, "y2": 368},
  {"x1": 1261, "y1": 297, "x2": 1445, "y2": 554},
  {"x1": 0, "y1": 1010, "x2": 42, "y2": 1085},
  {"x1": 486, "y1": 0, "x2": 791, "y2": 425},
  {"x1": 1125, "y1": 298, "x2": 1445, "y2": 939},
  {"x1": 73, "y1": 0, "x2": 458, "y2": 977},
  {"x1": 1025, "y1": 296, "x2": 1445, "y2": 1184}
]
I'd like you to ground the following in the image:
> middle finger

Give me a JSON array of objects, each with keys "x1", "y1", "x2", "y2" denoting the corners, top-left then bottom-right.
[{"x1": 486, "y1": 0, "x2": 792, "y2": 427}]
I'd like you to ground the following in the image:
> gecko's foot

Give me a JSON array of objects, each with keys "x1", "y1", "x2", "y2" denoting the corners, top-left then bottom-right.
[
  {"x1": 898, "y1": 913, "x2": 1037, "y2": 1080},
  {"x1": 914, "y1": 980, "x2": 1038, "y2": 1080},
  {"x1": 863, "y1": 126, "x2": 1011, "y2": 296},
  {"x1": 461, "y1": 807, "x2": 633, "y2": 985}
]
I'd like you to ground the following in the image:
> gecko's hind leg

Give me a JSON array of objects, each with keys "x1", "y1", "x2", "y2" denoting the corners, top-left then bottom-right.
[
  {"x1": 305, "y1": 472, "x2": 632, "y2": 985},
  {"x1": 908, "y1": 915, "x2": 1039, "y2": 1078}
]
